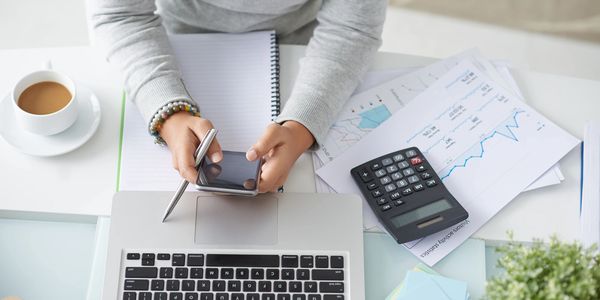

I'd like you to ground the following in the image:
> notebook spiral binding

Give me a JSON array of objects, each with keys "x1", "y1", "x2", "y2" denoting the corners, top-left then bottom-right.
[{"x1": 270, "y1": 32, "x2": 281, "y2": 120}]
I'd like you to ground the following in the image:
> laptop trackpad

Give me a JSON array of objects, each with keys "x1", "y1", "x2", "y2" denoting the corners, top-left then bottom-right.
[{"x1": 194, "y1": 194, "x2": 278, "y2": 245}]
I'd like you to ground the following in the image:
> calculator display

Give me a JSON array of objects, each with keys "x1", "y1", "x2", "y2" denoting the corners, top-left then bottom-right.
[{"x1": 390, "y1": 198, "x2": 452, "y2": 228}]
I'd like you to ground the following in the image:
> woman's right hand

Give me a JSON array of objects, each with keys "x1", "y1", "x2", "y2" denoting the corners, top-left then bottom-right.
[{"x1": 159, "y1": 112, "x2": 223, "y2": 183}]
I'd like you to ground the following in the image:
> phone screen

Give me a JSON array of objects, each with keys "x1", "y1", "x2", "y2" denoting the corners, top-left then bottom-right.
[{"x1": 196, "y1": 151, "x2": 261, "y2": 192}]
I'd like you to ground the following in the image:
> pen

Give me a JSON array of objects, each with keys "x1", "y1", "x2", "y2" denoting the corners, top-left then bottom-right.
[{"x1": 161, "y1": 128, "x2": 218, "y2": 223}]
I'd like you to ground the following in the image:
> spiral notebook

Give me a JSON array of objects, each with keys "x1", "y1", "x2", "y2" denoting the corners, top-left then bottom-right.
[{"x1": 118, "y1": 31, "x2": 280, "y2": 191}]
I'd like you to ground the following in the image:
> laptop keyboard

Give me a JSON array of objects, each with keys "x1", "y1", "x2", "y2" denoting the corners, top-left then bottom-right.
[{"x1": 120, "y1": 251, "x2": 347, "y2": 300}]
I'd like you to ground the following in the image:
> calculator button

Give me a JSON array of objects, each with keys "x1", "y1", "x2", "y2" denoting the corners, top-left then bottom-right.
[
  {"x1": 393, "y1": 200, "x2": 404, "y2": 206},
  {"x1": 392, "y1": 154, "x2": 404, "y2": 162},
  {"x1": 371, "y1": 162, "x2": 382, "y2": 171},
  {"x1": 401, "y1": 187, "x2": 413, "y2": 195},
  {"x1": 416, "y1": 165, "x2": 427, "y2": 172},
  {"x1": 381, "y1": 158, "x2": 394, "y2": 166},
  {"x1": 359, "y1": 168, "x2": 373, "y2": 182},
  {"x1": 407, "y1": 175, "x2": 420, "y2": 184},
  {"x1": 396, "y1": 180, "x2": 408, "y2": 188},
  {"x1": 381, "y1": 204, "x2": 392, "y2": 212},
  {"x1": 386, "y1": 165, "x2": 399, "y2": 173},
  {"x1": 375, "y1": 197, "x2": 388, "y2": 205},
  {"x1": 405, "y1": 150, "x2": 417, "y2": 158},
  {"x1": 367, "y1": 182, "x2": 378, "y2": 190},
  {"x1": 397, "y1": 161, "x2": 409, "y2": 169},
  {"x1": 420, "y1": 172, "x2": 432, "y2": 179},
  {"x1": 371, "y1": 189, "x2": 383, "y2": 197},
  {"x1": 413, "y1": 183, "x2": 425, "y2": 191},
  {"x1": 390, "y1": 191, "x2": 401, "y2": 200},
  {"x1": 384, "y1": 183, "x2": 397, "y2": 192},
  {"x1": 390, "y1": 172, "x2": 402, "y2": 181},
  {"x1": 410, "y1": 157, "x2": 423, "y2": 165},
  {"x1": 374, "y1": 169, "x2": 387, "y2": 178},
  {"x1": 402, "y1": 168, "x2": 415, "y2": 176},
  {"x1": 426, "y1": 179, "x2": 438, "y2": 187},
  {"x1": 380, "y1": 176, "x2": 392, "y2": 185}
]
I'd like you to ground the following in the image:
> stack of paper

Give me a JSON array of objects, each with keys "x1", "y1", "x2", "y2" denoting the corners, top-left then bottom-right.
[
  {"x1": 386, "y1": 264, "x2": 469, "y2": 300},
  {"x1": 315, "y1": 50, "x2": 580, "y2": 265},
  {"x1": 581, "y1": 121, "x2": 600, "y2": 247}
]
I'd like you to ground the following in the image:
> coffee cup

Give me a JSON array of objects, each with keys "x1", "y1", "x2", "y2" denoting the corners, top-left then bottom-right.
[{"x1": 11, "y1": 63, "x2": 78, "y2": 135}]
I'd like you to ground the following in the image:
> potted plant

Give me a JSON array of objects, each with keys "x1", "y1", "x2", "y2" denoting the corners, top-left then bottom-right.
[{"x1": 486, "y1": 234, "x2": 600, "y2": 300}]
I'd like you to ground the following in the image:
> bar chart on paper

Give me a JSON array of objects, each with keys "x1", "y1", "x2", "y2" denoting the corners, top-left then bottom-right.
[{"x1": 316, "y1": 60, "x2": 580, "y2": 265}]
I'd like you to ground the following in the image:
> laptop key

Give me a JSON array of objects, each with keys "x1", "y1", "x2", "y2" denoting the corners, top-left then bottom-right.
[
  {"x1": 190, "y1": 268, "x2": 203, "y2": 279},
  {"x1": 300, "y1": 256, "x2": 313, "y2": 268},
  {"x1": 126, "y1": 267, "x2": 158, "y2": 278},
  {"x1": 166, "y1": 279, "x2": 180, "y2": 291},
  {"x1": 221, "y1": 268, "x2": 234, "y2": 279},
  {"x1": 206, "y1": 268, "x2": 219, "y2": 279},
  {"x1": 160, "y1": 267, "x2": 173, "y2": 278},
  {"x1": 185, "y1": 293, "x2": 199, "y2": 300},
  {"x1": 216, "y1": 293, "x2": 229, "y2": 300},
  {"x1": 200, "y1": 293, "x2": 214, "y2": 300},
  {"x1": 262, "y1": 294, "x2": 275, "y2": 300},
  {"x1": 172, "y1": 254, "x2": 186, "y2": 266},
  {"x1": 296, "y1": 269, "x2": 309, "y2": 280},
  {"x1": 266, "y1": 268, "x2": 279, "y2": 279},
  {"x1": 281, "y1": 255, "x2": 299, "y2": 268},
  {"x1": 312, "y1": 269, "x2": 344, "y2": 281},
  {"x1": 142, "y1": 253, "x2": 155, "y2": 266},
  {"x1": 292, "y1": 295, "x2": 306, "y2": 300},
  {"x1": 247, "y1": 294, "x2": 260, "y2": 300},
  {"x1": 258, "y1": 281, "x2": 272, "y2": 292},
  {"x1": 319, "y1": 282, "x2": 344, "y2": 293},
  {"x1": 139, "y1": 292, "x2": 152, "y2": 300},
  {"x1": 315, "y1": 256, "x2": 328, "y2": 268},
  {"x1": 323, "y1": 296, "x2": 344, "y2": 300},
  {"x1": 228, "y1": 280, "x2": 241, "y2": 292},
  {"x1": 307, "y1": 295, "x2": 321, "y2": 300},
  {"x1": 182, "y1": 280, "x2": 195, "y2": 291},
  {"x1": 169, "y1": 292, "x2": 183, "y2": 300},
  {"x1": 289, "y1": 281, "x2": 302, "y2": 292},
  {"x1": 277, "y1": 295, "x2": 291, "y2": 300},
  {"x1": 236, "y1": 268, "x2": 249, "y2": 279},
  {"x1": 243, "y1": 280, "x2": 257, "y2": 292},
  {"x1": 304, "y1": 281, "x2": 317, "y2": 293},
  {"x1": 231, "y1": 294, "x2": 244, "y2": 300},
  {"x1": 176, "y1": 268, "x2": 189, "y2": 278},
  {"x1": 154, "y1": 292, "x2": 168, "y2": 300},
  {"x1": 157, "y1": 253, "x2": 170, "y2": 260},
  {"x1": 151, "y1": 279, "x2": 165, "y2": 291},
  {"x1": 212, "y1": 280, "x2": 226, "y2": 291},
  {"x1": 197, "y1": 280, "x2": 210, "y2": 291},
  {"x1": 274, "y1": 281, "x2": 287, "y2": 292},
  {"x1": 124, "y1": 279, "x2": 150, "y2": 291},
  {"x1": 282, "y1": 269, "x2": 294, "y2": 280},
  {"x1": 123, "y1": 292, "x2": 137, "y2": 300},
  {"x1": 188, "y1": 254, "x2": 204, "y2": 266},
  {"x1": 330, "y1": 256, "x2": 344, "y2": 268},
  {"x1": 251, "y1": 269, "x2": 264, "y2": 279},
  {"x1": 127, "y1": 253, "x2": 140, "y2": 260}
]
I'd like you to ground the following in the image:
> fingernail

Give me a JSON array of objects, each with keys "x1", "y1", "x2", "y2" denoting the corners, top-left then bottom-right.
[
  {"x1": 210, "y1": 152, "x2": 223, "y2": 163},
  {"x1": 246, "y1": 148, "x2": 258, "y2": 161}
]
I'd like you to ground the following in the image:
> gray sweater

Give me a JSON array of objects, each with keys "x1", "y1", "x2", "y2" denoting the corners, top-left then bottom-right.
[{"x1": 89, "y1": 0, "x2": 386, "y2": 145}]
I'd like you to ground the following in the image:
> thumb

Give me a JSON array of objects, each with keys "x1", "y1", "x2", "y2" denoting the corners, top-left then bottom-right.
[{"x1": 247, "y1": 124, "x2": 282, "y2": 161}]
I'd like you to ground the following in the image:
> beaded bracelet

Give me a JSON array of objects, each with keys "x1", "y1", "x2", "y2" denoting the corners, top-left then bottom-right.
[{"x1": 149, "y1": 100, "x2": 201, "y2": 145}]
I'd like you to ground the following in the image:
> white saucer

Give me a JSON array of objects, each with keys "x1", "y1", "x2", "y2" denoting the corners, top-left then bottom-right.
[{"x1": 0, "y1": 83, "x2": 101, "y2": 157}]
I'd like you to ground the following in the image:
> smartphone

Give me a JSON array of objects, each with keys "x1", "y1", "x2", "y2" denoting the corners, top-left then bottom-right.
[{"x1": 194, "y1": 150, "x2": 261, "y2": 196}]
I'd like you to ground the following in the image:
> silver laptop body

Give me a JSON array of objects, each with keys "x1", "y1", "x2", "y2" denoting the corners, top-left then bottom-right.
[{"x1": 103, "y1": 192, "x2": 365, "y2": 300}]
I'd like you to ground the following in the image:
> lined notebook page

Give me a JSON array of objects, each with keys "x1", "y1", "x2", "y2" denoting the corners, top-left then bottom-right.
[{"x1": 119, "y1": 32, "x2": 275, "y2": 191}]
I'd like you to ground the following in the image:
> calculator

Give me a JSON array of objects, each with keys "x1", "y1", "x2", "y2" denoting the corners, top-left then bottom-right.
[{"x1": 350, "y1": 147, "x2": 468, "y2": 244}]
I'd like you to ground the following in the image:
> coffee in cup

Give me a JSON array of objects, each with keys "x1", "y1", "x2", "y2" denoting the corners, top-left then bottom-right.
[{"x1": 12, "y1": 67, "x2": 78, "y2": 136}]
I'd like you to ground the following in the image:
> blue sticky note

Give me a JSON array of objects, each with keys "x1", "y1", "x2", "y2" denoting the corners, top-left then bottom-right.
[{"x1": 396, "y1": 271, "x2": 468, "y2": 300}]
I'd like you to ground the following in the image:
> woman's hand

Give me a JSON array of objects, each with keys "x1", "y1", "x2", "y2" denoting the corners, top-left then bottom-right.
[
  {"x1": 246, "y1": 121, "x2": 315, "y2": 192},
  {"x1": 159, "y1": 112, "x2": 223, "y2": 183}
]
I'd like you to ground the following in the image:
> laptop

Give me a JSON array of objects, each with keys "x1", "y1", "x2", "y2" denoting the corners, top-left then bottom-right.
[{"x1": 103, "y1": 192, "x2": 365, "y2": 300}]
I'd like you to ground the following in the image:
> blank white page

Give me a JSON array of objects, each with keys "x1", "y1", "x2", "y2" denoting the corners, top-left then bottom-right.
[{"x1": 119, "y1": 31, "x2": 275, "y2": 191}]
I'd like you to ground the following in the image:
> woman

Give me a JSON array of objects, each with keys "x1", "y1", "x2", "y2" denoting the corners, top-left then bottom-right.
[{"x1": 91, "y1": 0, "x2": 386, "y2": 192}]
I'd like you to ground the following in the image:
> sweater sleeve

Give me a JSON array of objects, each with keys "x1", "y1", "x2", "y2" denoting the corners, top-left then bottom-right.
[
  {"x1": 274, "y1": 0, "x2": 387, "y2": 148},
  {"x1": 89, "y1": 0, "x2": 193, "y2": 126}
]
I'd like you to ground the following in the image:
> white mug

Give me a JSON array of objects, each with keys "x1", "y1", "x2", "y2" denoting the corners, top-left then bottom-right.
[{"x1": 11, "y1": 63, "x2": 78, "y2": 135}]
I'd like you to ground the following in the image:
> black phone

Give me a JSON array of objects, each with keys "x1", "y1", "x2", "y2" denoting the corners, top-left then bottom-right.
[{"x1": 195, "y1": 150, "x2": 262, "y2": 196}]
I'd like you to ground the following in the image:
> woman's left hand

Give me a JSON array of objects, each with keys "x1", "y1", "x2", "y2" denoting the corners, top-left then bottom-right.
[{"x1": 246, "y1": 121, "x2": 315, "y2": 192}]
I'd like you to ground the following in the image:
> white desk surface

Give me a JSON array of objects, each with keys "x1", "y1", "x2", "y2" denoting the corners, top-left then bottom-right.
[{"x1": 1, "y1": 45, "x2": 599, "y2": 244}]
